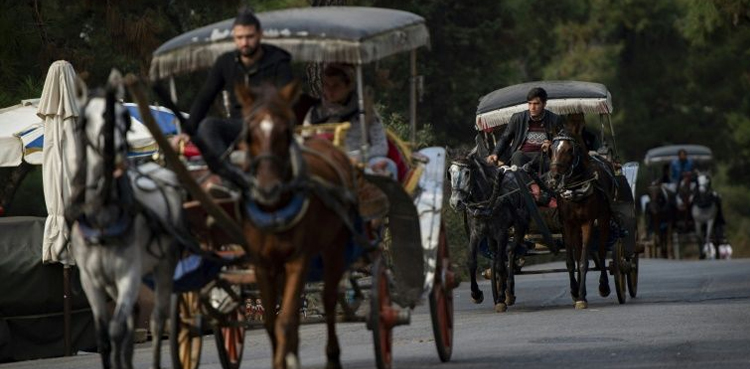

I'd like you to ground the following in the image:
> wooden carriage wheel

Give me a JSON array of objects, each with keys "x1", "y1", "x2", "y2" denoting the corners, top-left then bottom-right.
[
  {"x1": 170, "y1": 292, "x2": 203, "y2": 369},
  {"x1": 371, "y1": 256, "x2": 393, "y2": 369},
  {"x1": 612, "y1": 241, "x2": 628, "y2": 304},
  {"x1": 429, "y1": 222, "x2": 454, "y2": 362},
  {"x1": 214, "y1": 306, "x2": 246, "y2": 369}
]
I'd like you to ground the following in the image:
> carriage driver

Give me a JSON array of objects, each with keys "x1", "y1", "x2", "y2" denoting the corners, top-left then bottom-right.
[
  {"x1": 485, "y1": 87, "x2": 563, "y2": 169},
  {"x1": 178, "y1": 7, "x2": 293, "y2": 190}
]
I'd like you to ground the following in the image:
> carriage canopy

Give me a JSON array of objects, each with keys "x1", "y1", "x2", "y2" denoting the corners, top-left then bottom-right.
[
  {"x1": 475, "y1": 81, "x2": 613, "y2": 131},
  {"x1": 643, "y1": 144, "x2": 713, "y2": 166},
  {"x1": 150, "y1": 6, "x2": 430, "y2": 80}
]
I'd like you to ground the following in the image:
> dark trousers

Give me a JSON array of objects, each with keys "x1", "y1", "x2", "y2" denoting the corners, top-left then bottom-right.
[
  {"x1": 191, "y1": 117, "x2": 247, "y2": 189},
  {"x1": 510, "y1": 151, "x2": 548, "y2": 172}
]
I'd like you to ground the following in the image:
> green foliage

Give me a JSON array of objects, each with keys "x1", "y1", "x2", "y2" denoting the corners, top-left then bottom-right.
[{"x1": 1, "y1": 0, "x2": 749, "y2": 255}]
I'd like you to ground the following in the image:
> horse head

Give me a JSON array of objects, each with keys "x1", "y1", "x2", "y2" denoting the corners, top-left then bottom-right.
[
  {"x1": 236, "y1": 82, "x2": 300, "y2": 207},
  {"x1": 70, "y1": 69, "x2": 132, "y2": 227},
  {"x1": 448, "y1": 159, "x2": 471, "y2": 211},
  {"x1": 547, "y1": 128, "x2": 585, "y2": 192},
  {"x1": 646, "y1": 183, "x2": 669, "y2": 214}
]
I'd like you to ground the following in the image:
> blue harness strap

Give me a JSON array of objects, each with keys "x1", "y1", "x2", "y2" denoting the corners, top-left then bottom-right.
[
  {"x1": 244, "y1": 193, "x2": 309, "y2": 232},
  {"x1": 77, "y1": 213, "x2": 133, "y2": 244}
]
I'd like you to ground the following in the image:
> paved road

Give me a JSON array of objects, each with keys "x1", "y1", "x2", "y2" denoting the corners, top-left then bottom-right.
[{"x1": 3, "y1": 258, "x2": 749, "y2": 369}]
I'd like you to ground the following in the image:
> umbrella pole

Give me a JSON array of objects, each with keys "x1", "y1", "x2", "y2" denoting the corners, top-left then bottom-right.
[
  {"x1": 123, "y1": 74, "x2": 249, "y2": 251},
  {"x1": 63, "y1": 265, "x2": 71, "y2": 356}
]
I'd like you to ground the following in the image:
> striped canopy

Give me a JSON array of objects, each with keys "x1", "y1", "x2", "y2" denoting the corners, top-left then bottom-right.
[{"x1": 0, "y1": 100, "x2": 182, "y2": 167}]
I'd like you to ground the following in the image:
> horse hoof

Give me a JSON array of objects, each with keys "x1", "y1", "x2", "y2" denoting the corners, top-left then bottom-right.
[
  {"x1": 495, "y1": 303, "x2": 508, "y2": 313},
  {"x1": 326, "y1": 360, "x2": 343, "y2": 369},
  {"x1": 505, "y1": 295, "x2": 516, "y2": 306},
  {"x1": 599, "y1": 284, "x2": 611, "y2": 297},
  {"x1": 482, "y1": 268, "x2": 492, "y2": 280},
  {"x1": 471, "y1": 290, "x2": 484, "y2": 304},
  {"x1": 286, "y1": 353, "x2": 300, "y2": 369},
  {"x1": 575, "y1": 301, "x2": 588, "y2": 310}
]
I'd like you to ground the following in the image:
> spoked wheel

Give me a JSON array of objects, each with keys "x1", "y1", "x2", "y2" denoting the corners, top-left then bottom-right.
[
  {"x1": 612, "y1": 241, "x2": 628, "y2": 304},
  {"x1": 170, "y1": 292, "x2": 203, "y2": 369},
  {"x1": 370, "y1": 256, "x2": 393, "y2": 369},
  {"x1": 627, "y1": 251, "x2": 639, "y2": 298},
  {"x1": 429, "y1": 222, "x2": 454, "y2": 362},
  {"x1": 214, "y1": 306, "x2": 246, "y2": 369}
]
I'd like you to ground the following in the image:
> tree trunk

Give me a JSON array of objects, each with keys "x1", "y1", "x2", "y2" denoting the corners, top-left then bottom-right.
[
  {"x1": 305, "y1": 0, "x2": 349, "y2": 97},
  {"x1": 26, "y1": 0, "x2": 52, "y2": 65}
]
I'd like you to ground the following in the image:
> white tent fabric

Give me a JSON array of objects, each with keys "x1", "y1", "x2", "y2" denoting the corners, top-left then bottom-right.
[
  {"x1": 38, "y1": 60, "x2": 79, "y2": 265},
  {"x1": 0, "y1": 100, "x2": 44, "y2": 167}
]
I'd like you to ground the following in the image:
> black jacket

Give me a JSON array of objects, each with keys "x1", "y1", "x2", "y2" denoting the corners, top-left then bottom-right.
[
  {"x1": 185, "y1": 44, "x2": 293, "y2": 136},
  {"x1": 491, "y1": 109, "x2": 563, "y2": 159}
]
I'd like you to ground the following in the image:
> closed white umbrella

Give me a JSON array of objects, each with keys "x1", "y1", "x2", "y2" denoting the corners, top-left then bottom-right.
[{"x1": 38, "y1": 60, "x2": 79, "y2": 265}]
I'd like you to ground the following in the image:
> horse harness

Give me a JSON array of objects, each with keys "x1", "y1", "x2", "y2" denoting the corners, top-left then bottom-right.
[
  {"x1": 240, "y1": 103, "x2": 373, "y2": 250},
  {"x1": 550, "y1": 134, "x2": 614, "y2": 202}
]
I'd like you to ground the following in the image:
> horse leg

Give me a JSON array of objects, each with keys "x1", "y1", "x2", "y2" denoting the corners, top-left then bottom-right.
[
  {"x1": 467, "y1": 234, "x2": 484, "y2": 304},
  {"x1": 575, "y1": 222, "x2": 593, "y2": 310},
  {"x1": 274, "y1": 258, "x2": 307, "y2": 369},
  {"x1": 321, "y1": 235, "x2": 347, "y2": 369},
  {"x1": 494, "y1": 228, "x2": 509, "y2": 313},
  {"x1": 563, "y1": 228, "x2": 579, "y2": 302},
  {"x1": 111, "y1": 270, "x2": 140, "y2": 369},
  {"x1": 255, "y1": 267, "x2": 280, "y2": 359},
  {"x1": 706, "y1": 217, "x2": 716, "y2": 259},
  {"x1": 507, "y1": 220, "x2": 527, "y2": 307},
  {"x1": 81, "y1": 274, "x2": 113, "y2": 369},
  {"x1": 150, "y1": 243, "x2": 175, "y2": 369}
]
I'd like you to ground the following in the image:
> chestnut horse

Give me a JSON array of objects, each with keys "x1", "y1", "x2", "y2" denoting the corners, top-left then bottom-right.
[
  {"x1": 236, "y1": 83, "x2": 358, "y2": 369},
  {"x1": 546, "y1": 120, "x2": 616, "y2": 309}
]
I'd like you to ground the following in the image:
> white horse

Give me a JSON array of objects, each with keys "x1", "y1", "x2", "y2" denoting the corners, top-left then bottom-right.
[
  {"x1": 67, "y1": 72, "x2": 184, "y2": 369},
  {"x1": 691, "y1": 172, "x2": 719, "y2": 259}
]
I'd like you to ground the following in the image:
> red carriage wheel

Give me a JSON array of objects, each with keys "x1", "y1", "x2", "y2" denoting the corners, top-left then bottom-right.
[
  {"x1": 214, "y1": 305, "x2": 246, "y2": 369},
  {"x1": 371, "y1": 256, "x2": 393, "y2": 369},
  {"x1": 429, "y1": 222, "x2": 454, "y2": 362}
]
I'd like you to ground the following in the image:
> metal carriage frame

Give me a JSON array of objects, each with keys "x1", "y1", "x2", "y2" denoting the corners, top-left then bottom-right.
[
  {"x1": 470, "y1": 80, "x2": 642, "y2": 304},
  {"x1": 143, "y1": 6, "x2": 456, "y2": 369}
]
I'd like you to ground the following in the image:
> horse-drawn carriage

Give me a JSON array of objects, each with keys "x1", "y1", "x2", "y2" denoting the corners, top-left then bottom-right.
[
  {"x1": 142, "y1": 6, "x2": 455, "y2": 369},
  {"x1": 642, "y1": 144, "x2": 729, "y2": 259},
  {"x1": 450, "y1": 81, "x2": 640, "y2": 311}
]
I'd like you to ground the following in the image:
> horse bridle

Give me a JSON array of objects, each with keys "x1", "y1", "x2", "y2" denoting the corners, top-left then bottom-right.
[{"x1": 549, "y1": 134, "x2": 582, "y2": 187}]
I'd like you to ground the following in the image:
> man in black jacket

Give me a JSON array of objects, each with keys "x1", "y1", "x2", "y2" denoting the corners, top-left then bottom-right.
[
  {"x1": 485, "y1": 87, "x2": 563, "y2": 170},
  {"x1": 183, "y1": 8, "x2": 293, "y2": 189}
]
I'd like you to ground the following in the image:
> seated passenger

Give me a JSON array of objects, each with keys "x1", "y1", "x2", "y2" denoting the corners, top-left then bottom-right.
[
  {"x1": 486, "y1": 87, "x2": 563, "y2": 171},
  {"x1": 670, "y1": 148, "x2": 695, "y2": 185},
  {"x1": 303, "y1": 63, "x2": 397, "y2": 179}
]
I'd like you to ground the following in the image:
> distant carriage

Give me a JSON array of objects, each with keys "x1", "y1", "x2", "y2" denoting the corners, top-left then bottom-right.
[
  {"x1": 642, "y1": 144, "x2": 728, "y2": 259},
  {"x1": 146, "y1": 6, "x2": 456, "y2": 369},
  {"x1": 450, "y1": 80, "x2": 641, "y2": 309}
]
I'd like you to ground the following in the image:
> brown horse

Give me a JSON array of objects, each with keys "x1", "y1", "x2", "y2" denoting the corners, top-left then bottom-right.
[
  {"x1": 546, "y1": 120, "x2": 616, "y2": 309},
  {"x1": 645, "y1": 182, "x2": 675, "y2": 258},
  {"x1": 236, "y1": 82, "x2": 358, "y2": 369}
]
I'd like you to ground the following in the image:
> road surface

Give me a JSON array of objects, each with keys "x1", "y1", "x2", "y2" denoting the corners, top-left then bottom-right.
[{"x1": 2, "y1": 258, "x2": 749, "y2": 369}]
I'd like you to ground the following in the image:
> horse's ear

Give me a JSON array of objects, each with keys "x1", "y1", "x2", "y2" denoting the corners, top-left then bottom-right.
[
  {"x1": 235, "y1": 83, "x2": 256, "y2": 107},
  {"x1": 278, "y1": 81, "x2": 300, "y2": 104}
]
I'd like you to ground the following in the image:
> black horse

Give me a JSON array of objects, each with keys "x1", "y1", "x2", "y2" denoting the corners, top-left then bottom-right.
[{"x1": 448, "y1": 151, "x2": 530, "y2": 313}]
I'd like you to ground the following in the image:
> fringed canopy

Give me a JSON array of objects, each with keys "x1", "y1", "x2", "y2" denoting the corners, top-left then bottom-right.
[
  {"x1": 644, "y1": 144, "x2": 713, "y2": 165},
  {"x1": 474, "y1": 81, "x2": 613, "y2": 131},
  {"x1": 150, "y1": 6, "x2": 430, "y2": 80}
]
